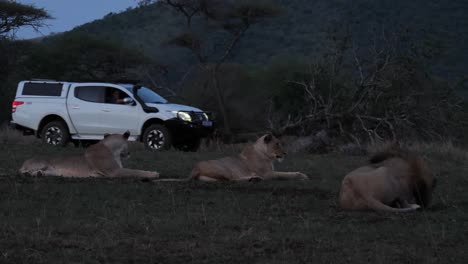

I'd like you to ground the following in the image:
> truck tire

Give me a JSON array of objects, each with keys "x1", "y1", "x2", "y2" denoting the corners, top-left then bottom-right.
[
  {"x1": 143, "y1": 124, "x2": 172, "y2": 151},
  {"x1": 41, "y1": 120, "x2": 70, "y2": 147}
]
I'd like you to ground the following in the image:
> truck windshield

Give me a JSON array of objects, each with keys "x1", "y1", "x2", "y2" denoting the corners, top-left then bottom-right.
[{"x1": 123, "y1": 85, "x2": 168, "y2": 104}]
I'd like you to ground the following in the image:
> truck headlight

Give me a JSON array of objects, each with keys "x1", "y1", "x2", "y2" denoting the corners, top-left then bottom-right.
[
  {"x1": 202, "y1": 113, "x2": 209, "y2": 120},
  {"x1": 177, "y1": 111, "x2": 192, "y2": 122}
]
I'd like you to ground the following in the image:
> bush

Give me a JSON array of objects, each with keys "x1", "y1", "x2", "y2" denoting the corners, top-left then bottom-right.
[{"x1": 265, "y1": 32, "x2": 467, "y2": 144}]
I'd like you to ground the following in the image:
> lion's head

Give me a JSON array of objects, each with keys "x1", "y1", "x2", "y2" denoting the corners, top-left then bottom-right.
[
  {"x1": 370, "y1": 147, "x2": 437, "y2": 208},
  {"x1": 102, "y1": 131, "x2": 131, "y2": 160},
  {"x1": 256, "y1": 134, "x2": 287, "y2": 162}
]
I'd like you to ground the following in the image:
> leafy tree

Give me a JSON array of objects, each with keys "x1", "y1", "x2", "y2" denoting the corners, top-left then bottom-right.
[
  {"x1": 0, "y1": 1, "x2": 51, "y2": 123},
  {"x1": 0, "y1": 0, "x2": 51, "y2": 37},
  {"x1": 0, "y1": 0, "x2": 51, "y2": 79}
]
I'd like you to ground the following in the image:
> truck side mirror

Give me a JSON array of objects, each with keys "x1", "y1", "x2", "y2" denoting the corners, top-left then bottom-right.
[{"x1": 123, "y1": 97, "x2": 136, "y2": 105}]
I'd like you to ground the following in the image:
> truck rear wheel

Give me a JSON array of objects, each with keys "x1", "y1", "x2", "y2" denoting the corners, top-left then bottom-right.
[
  {"x1": 41, "y1": 121, "x2": 70, "y2": 147},
  {"x1": 143, "y1": 124, "x2": 172, "y2": 151}
]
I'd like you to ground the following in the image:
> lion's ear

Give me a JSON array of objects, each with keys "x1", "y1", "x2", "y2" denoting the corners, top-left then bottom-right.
[
  {"x1": 103, "y1": 133, "x2": 111, "y2": 138},
  {"x1": 123, "y1": 131, "x2": 131, "y2": 140},
  {"x1": 264, "y1": 133, "x2": 273, "y2": 143}
]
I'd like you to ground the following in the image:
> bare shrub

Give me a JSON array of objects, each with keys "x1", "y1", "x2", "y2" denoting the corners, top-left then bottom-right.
[
  {"x1": 283, "y1": 136, "x2": 314, "y2": 154},
  {"x1": 366, "y1": 140, "x2": 468, "y2": 163},
  {"x1": 284, "y1": 130, "x2": 333, "y2": 154},
  {"x1": 338, "y1": 143, "x2": 366, "y2": 156},
  {"x1": 406, "y1": 141, "x2": 468, "y2": 163},
  {"x1": 267, "y1": 27, "x2": 466, "y2": 145}
]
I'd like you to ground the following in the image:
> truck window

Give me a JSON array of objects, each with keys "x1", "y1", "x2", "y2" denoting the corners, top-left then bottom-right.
[
  {"x1": 22, "y1": 82, "x2": 63, "y2": 96},
  {"x1": 122, "y1": 85, "x2": 168, "y2": 104},
  {"x1": 105, "y1": 87, "x2": 130, "y2": 104},
  {"x1": 75, "y1": 86, "x2": 106, "y2": 103}
]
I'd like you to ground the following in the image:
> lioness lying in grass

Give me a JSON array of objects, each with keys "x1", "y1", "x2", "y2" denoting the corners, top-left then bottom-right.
[
  {"x1": 19, "y1": 131, "x2": 159, "y2": 179},
  {"x1": 158, "y1": 134, "x2": 309, "y2": 182}
]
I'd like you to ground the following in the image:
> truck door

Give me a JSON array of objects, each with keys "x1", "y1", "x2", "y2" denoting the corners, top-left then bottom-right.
[
  {"x1": 68, "y1": 85, "x2": 140, "y2": 136},
  {"x1": 98, "y1": 86, "x2": 140, "y2": 135},
  {"x1": 67, "y1": 85, "x2": 105, "y2": 135}
]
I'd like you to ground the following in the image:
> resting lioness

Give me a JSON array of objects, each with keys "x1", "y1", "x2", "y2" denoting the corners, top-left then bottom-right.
[
  {"x1": 158, "y1": 134, "x2": 308, "y2": 182},
  {"x1": 339, "y1": 147, "x2": 436, "y2": 212},
  {"x1": 19, "y1": 131, "x2": 159, "y2": 179}
]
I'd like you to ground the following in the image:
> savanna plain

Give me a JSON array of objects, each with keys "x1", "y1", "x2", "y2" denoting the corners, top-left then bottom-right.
[{"x1": 0, "y1": 134, "x2": 467, "y2": 264}]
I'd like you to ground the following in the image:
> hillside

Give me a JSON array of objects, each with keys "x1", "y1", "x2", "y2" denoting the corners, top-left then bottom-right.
[{"x1": 66, "y1": 0, "x2": 467, "y2": 83}]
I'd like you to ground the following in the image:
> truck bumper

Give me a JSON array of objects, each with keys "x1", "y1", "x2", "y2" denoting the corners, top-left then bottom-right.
[
  {"x1": 9, "y1": 121, "x2": 35, "y2": 136},
  {"x1": 165, "y1": 118, "x2": 214, "y2": 142}
]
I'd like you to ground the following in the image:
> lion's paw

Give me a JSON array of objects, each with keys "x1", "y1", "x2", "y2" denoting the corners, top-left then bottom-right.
[
  {"x1": 248, "y1": 176, "x2": 264, "y2": 182},
  {"x1": 296, "y1": 172, "x2": 309, "y2": 180}
]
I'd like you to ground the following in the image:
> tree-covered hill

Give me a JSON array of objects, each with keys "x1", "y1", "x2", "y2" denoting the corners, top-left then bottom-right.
[{"x1": 68, "y1": 0, "x2": 467, "y2": 82}]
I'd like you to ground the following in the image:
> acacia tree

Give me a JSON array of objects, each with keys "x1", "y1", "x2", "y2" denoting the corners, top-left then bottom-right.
[
  {"x1": 0, "y1": 0, "x2": 51, "y2": 81},
  {"x1": 0, "y1": 1, "x2": 50, "y2": 122},
  {"x1": 0, "y1": 0, "x2": 51, "y2": 37},
  {"x1": 139, "y1": 0, "x2": 280, "y2": 138}
]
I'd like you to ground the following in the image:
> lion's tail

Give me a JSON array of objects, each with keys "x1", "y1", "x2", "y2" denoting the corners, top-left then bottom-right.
[
  {"x1": 153, "y1": 178, "x2": 190, "y2": 182},
  {"x1": 365, "y1": 197, "x2": 419, "y2": 213},
  {"x1": 152, "y1": 167, "x2": 200, "y2": 182}
]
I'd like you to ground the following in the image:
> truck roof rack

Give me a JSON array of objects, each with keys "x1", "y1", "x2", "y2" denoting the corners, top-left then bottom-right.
[
  {"x1": 73, "y1": 79, "x2": 141, "y2": 84},
  {"x1": 29, "y1": 78, "x2": 143, "y2": 85},
  {"x1": 30, "y1": 78, "x2": 58, "y2": 82}
]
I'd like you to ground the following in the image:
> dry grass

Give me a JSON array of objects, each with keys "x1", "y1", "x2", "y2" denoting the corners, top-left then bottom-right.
[
  {"x1": 269, "y1": 134, "x2": 468, "y2": 165},
  {"x1": 0, "y1": 124, "x2": 39, "y2": 145},
  {"x1": 199, "y1": 138, "x2": 248, "y2": 153},
  {"x1": 0, "y1": 138, "x2": 468, "y2": 263}
]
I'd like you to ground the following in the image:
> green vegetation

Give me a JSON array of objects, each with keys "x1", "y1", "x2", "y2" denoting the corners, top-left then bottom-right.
[{"x1": 0, "y1": 141, "x2": 467, "y2": 263}]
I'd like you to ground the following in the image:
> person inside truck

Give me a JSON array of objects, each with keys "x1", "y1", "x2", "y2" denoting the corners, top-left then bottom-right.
[{"x1": 108, "y1": 89, "x2": 125, "y2": 104}]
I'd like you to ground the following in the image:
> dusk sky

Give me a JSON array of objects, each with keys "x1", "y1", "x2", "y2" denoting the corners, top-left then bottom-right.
[{"x1": 15, "y1": 0, "x2": 139, "y2": 39}]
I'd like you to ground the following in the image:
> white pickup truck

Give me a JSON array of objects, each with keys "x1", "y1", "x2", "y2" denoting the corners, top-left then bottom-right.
[{"x1": 10, "y1": 80, "x2": 214, "y2": 151}]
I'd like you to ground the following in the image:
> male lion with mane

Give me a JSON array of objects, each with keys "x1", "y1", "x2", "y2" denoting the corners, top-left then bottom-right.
[
  {"x1": 158, "y1": 134, "x2": 308, "y2": 182},
  {"x1": 19, "y1": 131, "x2": 159, "y2": 179},
  {"x1": 339, "y1": 145, "x2": 437, "y2": 212}
]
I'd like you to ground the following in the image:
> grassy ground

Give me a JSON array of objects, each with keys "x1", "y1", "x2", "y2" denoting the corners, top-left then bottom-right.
[{"x1": 0, "y1": 141, "x2": 468, "y2": 264}]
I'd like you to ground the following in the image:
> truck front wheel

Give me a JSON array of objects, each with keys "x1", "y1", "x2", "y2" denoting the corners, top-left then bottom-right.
[
  {"x1": 41, "y1": 121, "x2": 70, "y2": 147},
  {"x1": 143, "y1": 124, "x2": 172, "y2": 151}
]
